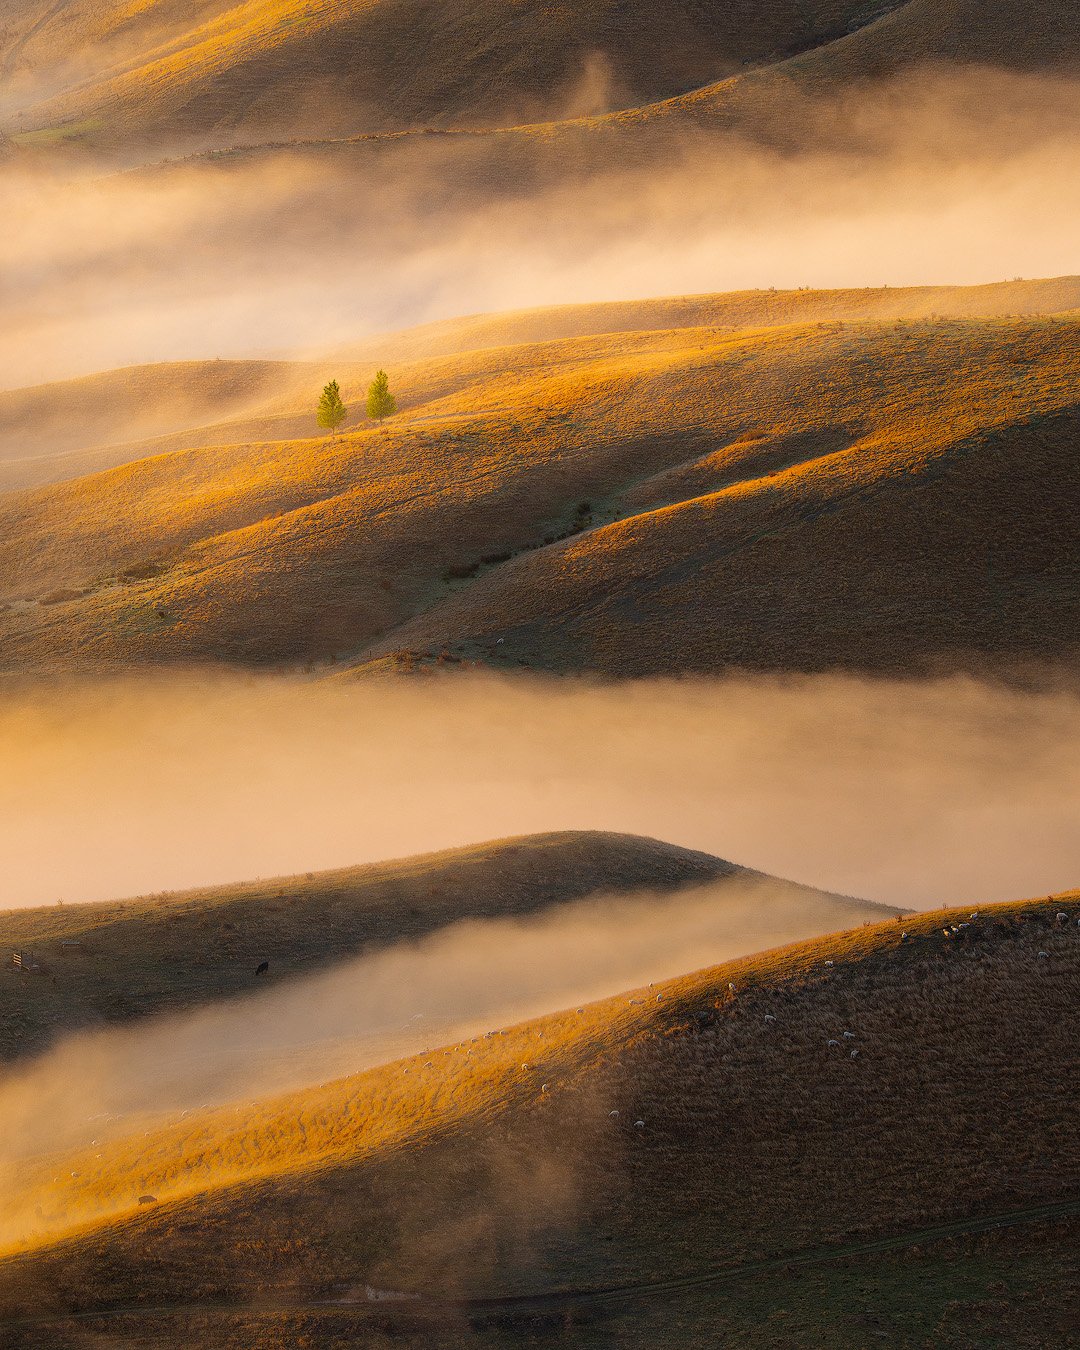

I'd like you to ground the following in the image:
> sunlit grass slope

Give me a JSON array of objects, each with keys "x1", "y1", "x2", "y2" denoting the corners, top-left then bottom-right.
[
  {"x1": 333, "y1": 275, "x2": 1080, "y2": 364},
  {"x1": 5, "y1": 277, "x2": 1077, "y2": 493},
  {"x1": 4, "y1": 0, "x2": 884, "y2": 153},
  {"x1": 0, "y1": 284, "x2": 1077, "y2": 680},
  {"x1": 0, "y1": 830, "x2": 742, "y2": 1061},
  {"x1": 0, "y1": 890, "x2": 1075, "y2": 1343},
  {"x1": 7, "y1": 277, "x2": 1077, "y2": 493}
]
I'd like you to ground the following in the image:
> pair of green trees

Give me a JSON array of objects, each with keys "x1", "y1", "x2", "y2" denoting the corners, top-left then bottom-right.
[{"x1": 317, "y1": 371, "x2": 395, "y2": 437}]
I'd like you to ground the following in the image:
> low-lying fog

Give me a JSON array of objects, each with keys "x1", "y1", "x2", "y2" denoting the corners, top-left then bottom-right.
[
  {"x1": 2, "y1": 67, "x2": 1078, "y2": 388},
  {"x1": 3, "y1": 671, "x2": 1078, "y2": 912},
  {"x1": 1, "y1": 670, "x2": 1077, "y2": 1246},
  {"x1": 0, "y1": 873, "x2": 886, "y2": 1180}
]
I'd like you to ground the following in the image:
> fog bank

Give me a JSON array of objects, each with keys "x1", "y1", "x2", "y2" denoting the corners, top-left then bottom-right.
[
  {"x1": 2, "y1": 670, "x2": 1078, "y2": 912},
  {"x1": 3, "y1": 67, "x2": 1079, "y2": 388},
  {"x1": 0, "y1": 873, "x2": 888, "y2": 1187}
]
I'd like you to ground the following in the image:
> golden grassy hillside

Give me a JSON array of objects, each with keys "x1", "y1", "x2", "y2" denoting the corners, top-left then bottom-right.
[
  {"x1": 333, "y1": 275, "x2": 1080, "y2": 365},
  {"x1": 0, "y1": 830, "x2": 755, "y2": 1061},
  {"x1": 0, "y1": 890, "x2": 1075, "y2": 1347},
  {"x1": 7, "y1": 278, "x2": 1078, "y2": 493},
  {"x1": 0, "y1": 360, "x2": 305, "y2": 480},
  {"x1": 7, "y1": 0, "x2": 1079, "y2": 161},
  {"x1": 4, "y1": 0, "x2": 885, "y2": 153},
  {"x1": 0, "y1": 287, "x2": 1077, "y2": 680}
]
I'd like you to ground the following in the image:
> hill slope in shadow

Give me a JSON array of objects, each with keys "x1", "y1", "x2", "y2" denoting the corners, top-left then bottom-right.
[
  {"x1": 0, "y1": 829, "x2": 774, "y2": 1061},
  {"x1": 0, "y1": 889, "x2": 1074, "y2": 1346}
]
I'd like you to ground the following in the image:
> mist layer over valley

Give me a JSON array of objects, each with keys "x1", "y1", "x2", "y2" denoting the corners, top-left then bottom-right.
[
  {"x1": 0, "y1": 871, "x2": 894, "y2": 1202},
  {"x1": 2, "y1": 2, "x2": 1079, "y2": 1342},
  {"x1": 1, "y1": 67, "x2": 1078, "y2": 389},
  {"x1": 3, "y1": 672, "x2": 1079, "y2": 912}
]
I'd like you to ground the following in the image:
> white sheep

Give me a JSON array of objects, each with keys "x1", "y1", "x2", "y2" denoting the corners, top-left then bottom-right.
[
  {"x1": 634, "y1": 1120, "x2": 645, "y2": 1128},
  {"x1": 609, "y1": 1110, "x2": 620, "y2": 1118},
  {"x1": 827, "y1": 1039, "x2": 840, "y2": 1048},
  {"x1": 850, "y1": 1049, "x2": 859, "y2": 1059},
  {"x1": 764, "y1": 1014, "x2": 776, "y2": 1023},
  {"x1": 1038, "y1": 951, "x2": 1049, "y2": 959},
  {"x1": 843, "y1": 1031, "x2": 856, "y2": 1039}
]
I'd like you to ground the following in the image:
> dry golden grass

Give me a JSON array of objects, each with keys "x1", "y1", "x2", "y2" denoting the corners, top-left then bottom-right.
[
  {"x1": 7, "y1": 277, "x2": 1078, "y2": 493},
  {"x1": 0, "y1": 829, "x2": 741, "y2": 1061},
  {"x1": 7, "y1": 0, "x2": 1079, "y2": 159},
  {"x1": 5, "y1": 0, "x2": 884, "y2": 152},
  {"x1": 0, "y1": 888, "x2": 1075, "y2": 1337},
  {"x1": 0, "y1": 285, "x2": 1077, "y2": 680}
]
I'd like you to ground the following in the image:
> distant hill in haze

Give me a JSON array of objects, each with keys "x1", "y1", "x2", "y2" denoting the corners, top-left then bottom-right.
[
  {"x1": 0, "y1": 830, "x2": 894, "y2": 1062},
  {"x1": 0, "y1": 281, "x2": 1077, "y2": 683}
]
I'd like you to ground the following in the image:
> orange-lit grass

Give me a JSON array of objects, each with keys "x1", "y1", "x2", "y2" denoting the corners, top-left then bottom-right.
[
  {"x1": 1, "y1": 308, "x2": 1077, "y2": 676},
  {"x1": 2, "y1": 889, "x2": 1075, "y2": 1275}
]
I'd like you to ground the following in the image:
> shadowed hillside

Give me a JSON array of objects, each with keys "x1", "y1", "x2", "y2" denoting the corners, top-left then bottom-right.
[
  {"x1": 0, "y1": 890, "x2": 1075, "y2": 1346},
  {"x1": 0, "y1": 288, "x2": 1077, "y2": 681},
  {"x1": 0, "y1": 830, "x2": 772, "y2": 1061},
  {"x1": 2, "y1": 0, "x2": 891, "y2": 153},
  {"x1": 5, "y1": 0, "x2": 1080, "y2": 160},
  {"x1": 623, "y1": 0, "x2": 1080, "y2": 136}
]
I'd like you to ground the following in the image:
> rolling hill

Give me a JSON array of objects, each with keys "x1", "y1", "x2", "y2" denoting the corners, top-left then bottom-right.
[
  {"x1": 1, "y1": 830, "x2": 784, "y2": 1061},
  {"x1": 4, "y1": 0, "x2": 1079, "y2": 159},
  {"x1": 0, "y1": 889, "x2": 1075, "y2": 1347},
  {"x1": 0, "y1": 283, "x2": 1077, "y2": 681},
  {"x1": 2, "y1": 0, "x2": 892, "y2": 153},
  {"x1": 0, "y1": 360, "x2": 305, "y2": 484},
  {"x1": 7, "y1": 277, "x2": 1079, "y2": 491},
  {"x1": 636, "y1": 0, "x2": 1080, "y2": 136}
]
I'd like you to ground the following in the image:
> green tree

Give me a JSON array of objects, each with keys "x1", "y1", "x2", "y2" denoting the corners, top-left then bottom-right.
[
  {"x1": 316, "y1": 379, "x2": 347, "y2": 438},
  {"x1": 366, "y1": 369, "x2": 397, "y2": 420}
]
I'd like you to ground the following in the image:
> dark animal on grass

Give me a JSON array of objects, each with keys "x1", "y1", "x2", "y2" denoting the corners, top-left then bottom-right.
[{"x1": 255, "y1": 960, "x2": 269, "y2": 976}]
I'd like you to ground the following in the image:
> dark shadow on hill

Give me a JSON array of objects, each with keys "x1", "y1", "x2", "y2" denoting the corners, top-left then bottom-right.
[{"x1": 0, "y1": 831, "x2": 737, "y2": 1062}]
